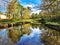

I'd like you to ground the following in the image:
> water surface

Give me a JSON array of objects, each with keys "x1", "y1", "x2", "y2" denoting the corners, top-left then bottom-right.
[{"x1": 0, "y1": 24, "x2": 60, "y2": 45}]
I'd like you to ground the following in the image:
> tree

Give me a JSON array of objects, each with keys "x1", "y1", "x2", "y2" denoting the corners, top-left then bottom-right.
[
  {"x1": 23, "y1": 7, "x2": 31, "y2": 19},
  {"x1": 40, "y1": 0, "x2": 60, "y2": 22},
  {"x1": 0, "y1": 11, "x2": 3, "y2": 14},
  {"x1": 6, "y1": 0, "x2": 23, "y2": 19}
]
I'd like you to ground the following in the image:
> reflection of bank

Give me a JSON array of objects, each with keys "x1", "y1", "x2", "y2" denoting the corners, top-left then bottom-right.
[
  {"x1": 41, "y1": 29, "x2": 60, "y2": 45},
  {"x1": 0, "y1": 29, "x2": 14, "y2": 45},
  {"x1": 8, "y1": 24, "x2": 31, "y2": 43},
  {"x1": 23, "y1": 24, "x2": 31, "y2": 34},
  {"x1": 8, "y1": 26, "x2": 23, "y2": 43},
  {"x1": 16, "y1": 27, "x2": 44, "y2": 45},
  {"x1": 0, "y1": 29, "x2": 8, "y2": 42}
]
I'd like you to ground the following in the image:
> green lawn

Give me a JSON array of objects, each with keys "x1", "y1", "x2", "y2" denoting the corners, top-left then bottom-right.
[
  {"x1": 0, "y1": 18, "x2": 42, "y2": 24},
  {"x1": 0, "y1": 19, "x2": 33, "y2": 23},
  {"x1": 46, "y1": 22, "x2": 60, "y2": 26}
]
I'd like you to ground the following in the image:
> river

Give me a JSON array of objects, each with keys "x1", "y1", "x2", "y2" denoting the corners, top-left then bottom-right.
[{"x1": 0, "y1": 24, "x2": 60, "y2": 45}]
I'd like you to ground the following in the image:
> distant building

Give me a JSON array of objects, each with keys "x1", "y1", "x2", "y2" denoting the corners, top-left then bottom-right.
[{"x1": 0, "y1": 15, "x2": 7, "y2": 19}]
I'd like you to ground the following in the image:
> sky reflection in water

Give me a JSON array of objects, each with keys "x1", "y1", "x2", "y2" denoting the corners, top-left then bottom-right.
[
  {"x1": 16, "y1": 27, "x2": 44, "y2": 45},
  {"x1": 0, "y1": 26, "x2": 44, "y2": 45}
]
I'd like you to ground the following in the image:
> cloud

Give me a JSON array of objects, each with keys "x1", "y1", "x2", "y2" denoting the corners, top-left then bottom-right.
[
  {"x1": 0, "y1": 0, "x2": 11, "y2": 12},
  {"x1": 31, "y1": 9, "x2": 41, "y2": 14},
  {"x1": 21, "y1": 3, "x2": 41, "y2": 14},
  {"x1": 19, "y1": 0, "x2": 42, "y2": 14},
  {"x1": 22, "y1": 3, "x2": 35, "y2": 8},
  {"x1": 0, "y1": 0, "x2": 4, "y2": 7},
  {"x1": 0, "y1": 0, "x2": 11, "y2": 7}
]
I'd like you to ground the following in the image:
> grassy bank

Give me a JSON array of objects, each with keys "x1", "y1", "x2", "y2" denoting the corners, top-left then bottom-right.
[
  {"x1": 46, "y1": 22, "x2": 60, "y2": 26},
  {"x1": 0, "y1": 19, "x2": 33, "y2": 24},
  {"x1": 44, "y1": 22, "x2": 60, "y2": 30}
]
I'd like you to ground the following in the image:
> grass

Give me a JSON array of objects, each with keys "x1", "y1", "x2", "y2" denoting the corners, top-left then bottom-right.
[
  {"x1": 0, "y1": 19, "x2": 33, "y2": 24},
  {"x1": 22, "y1": 19, "x2": 33, "y2": 22},
  {"x1": 0, "y1": 18, "x2": 44, "y2": 24},
  {"x1": 46, "y1": 22, "x2": 60, "y2": 26},
  {"x1": 0, "y1": 19, "x2": 14, "y2": 23},
  {"x1": 34, "y1": 18, "x2": 42, "y2": 21},
  {"x1": 31, "y1": 23, "x2": 41, "y2": 24}
]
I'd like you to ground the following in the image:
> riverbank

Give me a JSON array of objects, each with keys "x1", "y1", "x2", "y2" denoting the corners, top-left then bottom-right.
[
  {"x1": 0, "y1": 19, "x2": 33, "y2": 28},
  {"x1": 0, "y1": 19, "x2": 60, "y2": 31},
  {"x1": 45, "y1": 22, "x2": 60, "y2": 31},
  {"x1": 0, "y1": 19, "x2": 33, "y2": 23}
]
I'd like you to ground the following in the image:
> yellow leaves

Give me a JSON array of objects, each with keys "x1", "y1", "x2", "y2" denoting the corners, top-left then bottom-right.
[
  {"x1": 8, "y1": 24, "x2": 31, "y2": 43},
  {"x1": 7, "y1": 0, "x2": 23, "y2": 19},
  {"x1": 23, "y1": 8, "x2": 31, "y2": 19},
  {"x1": 11, "y1": 0, "x2": 17, "y2": 3},
  {"x1": 42, "y1": 29, "x2": 60, "y2": 45},
  {"x1": 7, "y1": 0, "x2": 31, "y2": 19},
  {"x1": 23, "y1": 24, "x2": 31, "y2": 34},
  {"x1": 23, "y1": 24, "x2": 31, "y2": 29},
  {"x1": 8, "y1": 30, "x2": 22, "y2": 43}
]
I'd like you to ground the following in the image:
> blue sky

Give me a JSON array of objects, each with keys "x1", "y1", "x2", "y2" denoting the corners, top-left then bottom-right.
[
  {"x1": 19, "y1": 0, "x2": 42, "y2": 6},
  {"x1": 0, "y1": 0, "x2": 42, "y2": 13}
]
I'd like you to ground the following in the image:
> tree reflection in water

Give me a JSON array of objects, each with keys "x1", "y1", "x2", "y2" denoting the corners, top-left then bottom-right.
[
  {"x1": 31, "y1": 24, "x2": 60, "y2": 45},
  {"x1": 41, "y1": 29, "x2": 60, "y2": 45},
  {"x1": 8, "y1": 24, "x2": 31, "y2": 43},
  {"x1": 0, "y1": 24, "x2": 60, "y2": 45}
]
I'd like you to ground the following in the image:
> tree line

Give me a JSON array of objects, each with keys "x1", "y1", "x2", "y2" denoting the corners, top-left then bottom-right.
[{"x1": 39, "y1": 0, "x2": 60, "y2": 23}]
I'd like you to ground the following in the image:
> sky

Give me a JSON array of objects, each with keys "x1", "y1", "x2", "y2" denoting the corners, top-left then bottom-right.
[{"x1": 0, "y1": 0, "x2": 42, "y2": 14}]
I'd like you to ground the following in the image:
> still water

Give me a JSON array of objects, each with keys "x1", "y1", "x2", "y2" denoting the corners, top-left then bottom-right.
[{"x1": 0, "y1": 24, "x2": 60, "y2": 45}]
